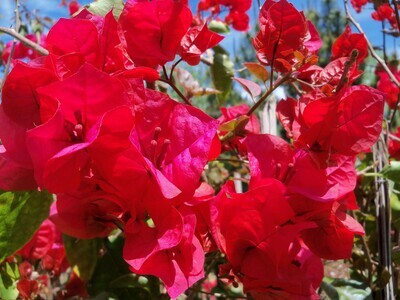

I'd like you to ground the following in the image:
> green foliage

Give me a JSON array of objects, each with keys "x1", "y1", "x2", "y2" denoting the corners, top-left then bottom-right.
[
  {"x1": 0, "y1": 261, "x2": 19, "y2": 300},
  {"x1": 211, "y1": 46, "x2": 235, "y2": 105},
  {"x1": 320, "y1": 278, "x2": 373, "y2": 300},
  {"x1": 63, "y1": 235, "x2": 102, "y2": 282},
  {"x1": 88, "y1": 236, "x2": 154, "y2": 299},
  {"x1": 85, "y1": 0, "x2": 125, "y2": 19},
  {"x1": 0, "y1": 190, "x2": 53, "y2": 263},
  {"x1": 209, "y1": 20, "x2": 230, "y2": 34}
]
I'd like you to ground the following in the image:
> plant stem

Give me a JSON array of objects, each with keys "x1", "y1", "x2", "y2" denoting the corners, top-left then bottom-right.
[
  {"x1": 343, "y1": 0, "x2": 400, "y2": 127},
  {"x1": 0, "y1": 26, "x2": 49, "y2": 56},
  {"x1": 247, "y1": 73, "x2": 290, "y2": 116},
  {"x1": 158, "y1": 78, "x2": 192, "y2": 106}
]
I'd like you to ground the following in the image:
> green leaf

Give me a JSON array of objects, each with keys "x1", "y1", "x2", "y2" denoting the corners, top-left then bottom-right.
[
  {"x1": 375, "y1": 268, "x2": 391, "y2": 289},
  {"x1": 319, "y1": 280, "x2": 339, "y2": 300},
  {"x1": 208, "y1": 20, "x2": 230, "y2": 34},
  {"x1": 321, "y1": 278, "x2": 373, "y2": 300},
  {"x1": 0, "y1": 262, "x2": 20, "y2": 300},
  {"x1": 0, "y1": 190, "x2": 53, "y2": 263},
  {"x1": 382, "y1": 161, "x2": 400, "y2": 183},
  {"x1": 85, "y1": 0, "x2": 124, "y2": 20},
  {"x1": 211, "y1": 49, "x2": 234, "y2": 105},
  {"x1": 88, "y1": 237, "x2": 151, "y2": 299},
  {"x1": 393, "y1": 250, "x2": 400, "y2": 265},
  {"x1": 63, "y1": 235, "x2": 101, "y2": 282}
]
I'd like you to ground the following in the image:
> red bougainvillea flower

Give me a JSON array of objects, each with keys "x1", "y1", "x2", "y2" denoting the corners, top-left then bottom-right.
[
  {"x1": 296, "y1": 56, "x2": 363, "y2": 95},
  {"x1": 119, "y1": 0, "x2": 192, "y2": 68},
  {"x1": 253, "y1": 0, "x2": 321, "y2": 72},
  {"x1": 289, "y1": 194, "x2": 365, "y2": 259},
  {"x1": 50, "y1": 181, "x2": 125, "y2": 239},
  {"x1": 0, "y1": 61, "x2": 59, "y2": 190},
  {"x1": 372, "y1": 3, "x2": 398, "y2": 29},
  {"x1": 350, "y1": 0, "x2": 369, "y2": 13},
  {"x1": 46, "y1": 11, "x2": 129, "y2": 74},
  {"x1": 17, "y1": 219, "x2": 68, "y2": 275},
  {"x1": 277, "y1": 86, "x2": 384, "y2": 165},
  {"x1": 225, "y1": 10, "x2": 250, "y2": 31},
  {"x1": 197, "y1": 0, "x2": 252, "y2": 31},
  {"x1": 69, "y1": 0, "x2": 80, "y2": 15},
  {"x1": 18, "y1": 219, "x2": 56, "y2": 260},
  {"x1": 132, "y1": 88, "x2": 219, "y2": 199},
  {"x1": 389, "y1": 127, "x2": 400, "y2": 159},
  {"x1": 245, "y1": 134, "x2": 356, "y2": 202},
  {"x1": 331, "y1": 25, "x2": 368, "y2": 64},
  {"x1": 244, "y1": 132, "x2": 364, "y2": 260},
  {"x1": 178, "y1": 23, "x2": 224, "y2": 65},
  {"x1": 125, "y1": 204, "x2": 204, "y2": 298},
  {"x1": 376, "y1": 68, "x2": 400, "y2": 109},
  {"x1": 211, "y1": 180, "x2": 323, "y2": 298},
  {"x1": 25, "y1": 64, "x2": 129, "y2": 193}
]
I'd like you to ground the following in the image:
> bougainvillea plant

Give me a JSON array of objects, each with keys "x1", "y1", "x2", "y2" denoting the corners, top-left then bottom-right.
[{"x1": 1, "y1": 0, "x2": 400, "y2": 299}]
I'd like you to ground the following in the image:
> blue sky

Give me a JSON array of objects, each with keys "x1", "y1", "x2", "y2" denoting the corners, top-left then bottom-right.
[{"x1": 0, "y1": 0, "x2": 396, "y2": 56}]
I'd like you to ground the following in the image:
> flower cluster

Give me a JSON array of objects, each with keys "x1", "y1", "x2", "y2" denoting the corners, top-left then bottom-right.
[{"x1": 0, "y1": 0, "x2": 385, "y2": 299}]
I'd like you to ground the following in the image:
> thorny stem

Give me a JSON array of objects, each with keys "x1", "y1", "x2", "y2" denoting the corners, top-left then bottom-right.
[
  {"x1": 292, "y1": 77, "x2": 324, "y2": 89},
  {"x1": 334, "y1": 49, "x2": 358, "y2": 93},
  {"x1": 290, "y1": 82, "x2": 305, "y2": 95},
  {"x1": 373, "y1": 133, "x2": 395, "y2": 300},
  {"x1": 247, "y1": 73, "x2": 291, "y2": 116},
  {"x1": 1, "y1": 0, "x2": 22, "y2": 89},
  {"x1": 219, "y1": 73, "x2": 290, "y2": 143},
  {"x1": 0, "y1": 26, "x2": 49, "y2": 56},
  {"x1": 158, "y1": 78, "x2": 192, "y2": 106},
  {"x1": 344, "y1": 0, "x2": 400, "y2": 126},
  {"x1": 162, "y1": 65, "x2": 169, "y2": 80},
  {"x1": 170, "y1": 58, "x2": 182, "y2": 80}
]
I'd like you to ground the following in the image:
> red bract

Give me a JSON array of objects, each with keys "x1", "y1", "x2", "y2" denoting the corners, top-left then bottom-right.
[
  {"x1": 178, "y1": 23, "x2": 224, "y2": 65},
  {"x1": 331, "y1": 25, "x2": 368, "y2": 64},
  {"x1": 197, "y1": 0, "x2": 252, "y2": 31},
  {"x1": 371, "y1": 4, "x2": 398, "y2": 29},
  {"x1": 26, "y1": 64, "x2": 128, "y2": 192},
  {"x1": 125, "y1": 205, "x2": 204, "y2": 298},
  {"x1": 69, "y1": 0, "x2": 80, "y2": 15},
  {"x1": 389, "y1": 128, "x2": 400, "y2": 159},
  {"x1": 225, "y1": 10, "x2": 249, "y2": 31},
  {"x1": 289, "y1": 86, "x2": 384, "y2": 164},
  {"x1": 376, "y1": 69, "x2": 400, "y2": 109},
  {"x1": 288, "y1": 192, "x2": 364, "y2": 258},
  {"x1": 0, "y1": 62, "x2": 58, "y2": 190},
  {"x1": 245, "y1": 134, "x2": 356, "y2": 202},
  {"x1": 18, "y1": 220, "x2": 56, "y2": 260},
  {"x1": 212, "y1": 180, "x2": 323, "y2": 298},
  {"x1": 46, "y1": 18, "x2": 100, "y2": 66},
  {"x1": 50, "y1": 183, "x2": 124, "y2": 239},
  {"x1": 0, "y1": 107, "x2": 37, "y2": 190},
  {"x1": 46, "y1": 12, "x2": 128, "y2": 73},
  {"x1": 119, "y1": 0, "x2": 192, "y2": 67},
  {"x1": 350, "y1": 0, "x2": 369, "y2": 13},
  {"x1": 253, "y1": 0, "x2": 321, "y2": 73},
  {"x1": 132, "y1": 88, "x2": 219, "y2": 199}
]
